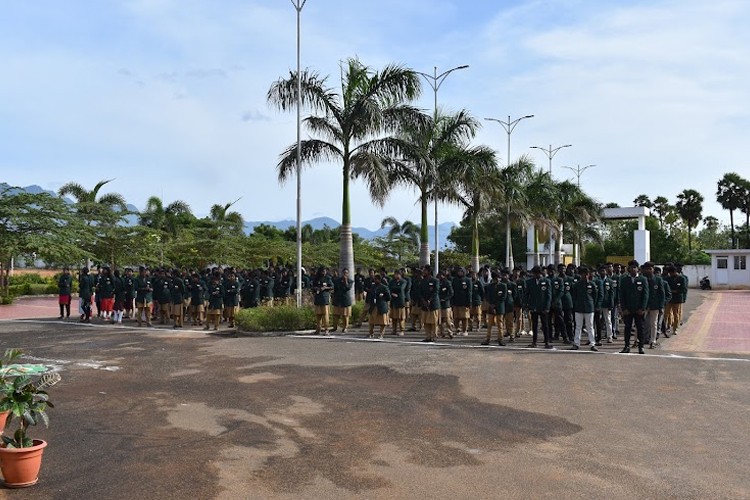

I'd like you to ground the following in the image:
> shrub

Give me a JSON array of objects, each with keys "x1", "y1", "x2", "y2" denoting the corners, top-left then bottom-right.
[
  {"x1": 8, "y1": 273, "x2": 48, "y2": 286},
  {"x1": 351, "y1": 301, "x2": 365, "y2": 321},
  {"x1": 0, "y1": 295, "x2": 14, "y2": 305},
  {"x1": 236, "y1": 305, "x2": 316, "y2": 332}
]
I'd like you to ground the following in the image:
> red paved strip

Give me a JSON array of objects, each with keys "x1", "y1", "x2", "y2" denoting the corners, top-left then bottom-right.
[{"x1": 0, "y1": 296, "x2": 62, "y2": 320}]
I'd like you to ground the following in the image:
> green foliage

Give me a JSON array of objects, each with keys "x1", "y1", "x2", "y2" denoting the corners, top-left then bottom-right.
[
  {"x1": 0, "y1": 295, "x2": 14, "y2": 305},
  {"x1": 7, "y1": 273, "x2": 48, "y2": 286},
  {"x1": 236, "y1": 305, "x2": 316, "y2": 332}
]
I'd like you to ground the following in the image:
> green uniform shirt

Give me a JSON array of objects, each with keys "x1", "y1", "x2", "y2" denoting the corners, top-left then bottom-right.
[
  {"x1": 646, "y1": 275, "x2": 667, "y2": 310},
  {"x1": 619, "y1": 274, "x2": 649, "y2": 312},
  {"x1": 367, "y1": 283, "x2": 390, "y2": 315},
  {"x1": 572, "y1": 279, "x2": 598, "y2": 313},
  {"x1": 333, "y1": 276, "x2": 353, "y2": 307},
  {"x1": 438, "y1": 278, "x2": 454, "y2": 310},
  {"x1": 419, "y1": 277, "x2": 440, "y2": 311},
  {"x1": 451, "y1": 276, "x2": 472, "y2": 307},
  {"x1": 135, "y1": 276, "x2": 153, "y2": 303},
  {"x1": 525, "y1": 276, "x2": 552, "y2": 312},
  {"x1": 388, "y1": 278, "x2": 406, "y2": 309},
  {"x1": 58, "y1": 274, "x2": 73, "y2": 296}
]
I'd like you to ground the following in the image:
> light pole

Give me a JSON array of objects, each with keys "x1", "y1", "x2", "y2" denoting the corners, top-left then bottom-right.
[
  {"x1": 415, "y1": 65, "x2": 469, "y2": 274},
  {"x1": 562, "y1": 164, "x2": 596, "y2": 187},
  {"x1": 530, "y1": 144, "x2": 572, "y2": 175},
  {"x1": 484, "y1": 114, "x2": 534, "y2": 269},
  {"x1": 291, "y1": 0, "x2": 307, "y2": 308}
]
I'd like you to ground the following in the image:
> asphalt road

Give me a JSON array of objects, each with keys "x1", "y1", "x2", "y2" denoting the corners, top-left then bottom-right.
[{"x1": 0, "y1": 309, "x2": 747, "y2": 499}]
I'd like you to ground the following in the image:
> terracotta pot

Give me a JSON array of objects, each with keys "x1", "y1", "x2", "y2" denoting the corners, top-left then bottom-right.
[{"x1": 0, "y1": 439, "x2": 47, "y2": 488}]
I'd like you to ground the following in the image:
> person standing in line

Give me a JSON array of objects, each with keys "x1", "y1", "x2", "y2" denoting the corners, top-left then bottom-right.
[
  {"x1": 501, "y1": 269, "x2": 516, "y2": 343},
  {"x1": 367, "y1": 273, "x2": 391, "y2": 339},
  {"x1": 642, "y1": 263, "x2": 666, "y2": 349},
  {"x1": 57, "y1": 266, "x2": 73, "y2": 319},
  {"x1": 608, "y1": 263, "x2": 622, "y2": 339},
  {"x1": 123, "y1": 267, "x2": 136, "y2": 320},
  {"x1": 513, "y1": 269, "x2": 527, "y2": 336},
  {"x1": 190, "y1": 273, "x2": 206, "y2": 327},
  {"x1": 547, "y1": 265, "x2": 566, "y2": 342},
  {"x1": 482, "y1": 272, "x2": 507, "y2": 346},
  {"x1": 134, "y1": 266, "x2": 153, "y2": 327},
  {"x1": 469, "y1": 270, "x2": 484, "y2": 332},
  {"x1": 419, "y1": 265, "x2": 440, "y2": 342},
  {"x1": 332, "y1": 268, "x2": 353, "y2": 333},
  {"x1": 205, "y1": 273, "x2": 224, "y2": 331},
  {"x1": 112, "y1": 269, "x2": 125, "y2": 324},
  {"x1": 559, "y1": 264, "x2": 575, "y2": 345},
  {"x1": 525, "y1": 266, "x2": 553, "y2": 349},
  {"x1": 451, "y1": 267, "x2": 472, "y2": 336},
  {"x1": 408, "y1": 268, "x2": 423, "y2": 332},
  {"x1": 595, "y1": 266, "x2": 615, "y2": 343},
  {"x1": 97, "y1": 267, "x2": 115, "y2": 321},
  {"x1": 312, "y1": 267, "x2": 333, "y2": 335},
  {"x1": 170, "y1": 269, "x2": 187, "y2": 328},
  {"x1": 388, "y1": 269, "x2": 407, "y2": 336},
  {"x1": 438, "y1": 270, "x2": 455, "y2": 339},
  {"x1": 570, "y1": 266, "x2": 599, "y2": 351},
  {"x1": 78, "y1": 267, "x2": 94, "y2": 323},
  {"x1": 619, "y1": 260, "x2": 649, "y2": 354},
  {"x1": 664, "y1": 265, "x2": 688, "y2": 335}
]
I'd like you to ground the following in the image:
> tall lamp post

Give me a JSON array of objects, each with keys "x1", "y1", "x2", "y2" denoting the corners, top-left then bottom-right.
[
  {"x1": 561, "y1": 164, "x2": 596, "y2": 187},
  {"x1": 530, "y1": 143, "x2": 572, "y2": 174},
  {"x1": 291, "y1": 0, "x2": 307, "y2": 308},
  {"x1": 484, "y1": 114, "x2": 534, "y2": 269},
  {"x1": 415, "y1": 65, "x2": 469, "y2": 274}
]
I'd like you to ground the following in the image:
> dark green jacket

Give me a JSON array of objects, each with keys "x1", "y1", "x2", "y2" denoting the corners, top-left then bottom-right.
[
  {"x1": 367, "y1": 283, "x2": 390, "y2": 314},
  {"x1": 190, "y1": 281, "x2": 206, "y2": 304},
  {"x1": 595, "y1": 275, "x2": 615, "y2": 309},
  {"x1": 438, "y1": 279, "x2": 454, "y2": 309},
  {"x1": 471, "y1": 279, "x2": 484, "y2": 307},
  {"x1": 451, "y1": 277, "x2": 472, "y2": 307},
  {"x1": 549, "y1": 275, "x2": 564, "y2": 309},
  {"x1": 58, "y1": 274, "x2": 73, "y2": 296},
  {"x1": 646, "y1": 275, "x2": 667, "y2": 310},
  {"x1": 513, "y1": 279, "x2": 526, "y2": 309},
  {"x1": 78, "y1": 274, "x2": 94, "y2": 300},
  {"x1": 388, "y1": 278, "x2": 407, "y2": 308},
  {"x1": 419, "y1": 277, "x2": 440, "y2": 311},
  {"x1": 665, "y1": 274, "x2": 687, "y2": 304},
  {"x1": 97, "y1": 275, "x2": 115, "y2": 299},
  {"x1": 135, "y1": 276, "x2": 153, "y2": 303},
  {"x1": 333, "y1": 276, "x2": 353, "y2": 307},
  {"x1": 572, "y1": 279, "x2": 598, "y2": 313},
  {"x1": 487, "y1": 281, "x2": 508, "y2": 315},
  {"x1": 114, "y1": 276, "x2": 126, "y2": 302},
  {"x1": 223, "y1": 279, "x2": 240, "y2": 307},
  {"x1": 619, "y1": 274, "x2": 649, "y2": 312},
  {"x1": 207, "y1": 282, "x2": 225, "y2": 309},
  {"x1": 525, "y1": 277, "x2": 552, "y2": 312},
  {"x1": 561, "y1": 275, "x2": 574, "y2": 310},
  {"x1": 501, "y1": 279, "x2": 514, "y2": 310},
  {"x1": 312, "y1": 276, "x2": 333, "y2": 306}
]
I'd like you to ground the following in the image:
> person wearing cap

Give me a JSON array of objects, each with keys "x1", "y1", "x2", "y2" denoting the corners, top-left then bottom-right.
[
  {"x1": 134, "y1": 266, "x2": 153, "y2": 327},
  {"x1": 57, "y1": 267, "x2": 73, "y2": 319},
  {"x1": 419, "y1": 265, "x2": 440, "y2": 342},
  {"x1": 570, "y1": 266, "x2": 599, "y2": 351},
  {"x1": 618, "y1": 260, "x2": 649, "y2": 354},
  {"x1": 451, "y1": 267, "x2": 472, "y2": 336},
  {"x1": 525, "y1": 265, "x2": 553, "y2": 349},
  {"x1": 388, "y1": 269, "x2": 407, "y2": 336},
  {"x1": 332, "y1": 268, "x2": 353, "y2": 333},
  {"x1": 366, "y1": 273, "x2": 390, "y2": 339}
]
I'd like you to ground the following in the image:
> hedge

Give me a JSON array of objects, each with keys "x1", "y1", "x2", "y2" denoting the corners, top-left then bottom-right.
[{"x1": 236, "y1": 301, "x2": 367, "y2": 333}]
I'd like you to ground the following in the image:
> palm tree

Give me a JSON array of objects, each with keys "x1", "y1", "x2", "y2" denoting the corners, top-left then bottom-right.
[
  {"x1": 652, "y1": 196, "x2": 671, "y2": 229},
  {"x1": 390, "y1": 109, "x2": 493, "y2": 269},
  {"x1": 493, "y1": 156, "x2": 537, "y2": 269},
  {"x1": 138, "y1": 197, "x2": 193, "y2": 265},
  {"x1": 380, "y1": 217, "x2": 420, "y2": 263},
  {"x1": 716, "y1": 172, "x2": 746, "y2": 249},
  {"x1": 551, "y1": 180, "x2": 602, "y2": 264},
  {"x1": 738, "y1": 178, "x2": 750, "y2": 248},
  {"x1": 58, "y1": 179, "x2": 128, "y2": 225},
  {"x1": 524, "y1": 168, "x2": 558, "y2": 264},
  {"x1": 267, "y1": 58, "x2": 422, "y2": 279},
  {"x1": 633, "y1": 194, "x2": 653, "y2": 209},
  {"x1": 209, "y1": 199, "x2": 244, "y2": 233},
  {"x1": 676, "y1": 189, "x2": 704, "y2": 251}
]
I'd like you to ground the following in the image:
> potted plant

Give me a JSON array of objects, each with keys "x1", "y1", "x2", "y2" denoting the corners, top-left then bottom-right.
[
  {"x1": 0, "y1": 349, "x2": 59, "y2": 488},
  {"x1": 0, "y1": 349, "x2": 23, "y2": 433}
]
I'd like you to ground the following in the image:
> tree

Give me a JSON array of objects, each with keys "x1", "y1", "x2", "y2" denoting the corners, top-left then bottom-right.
[
  {"x1": 550, "y1": 180, "x2": 602, "y2": 264},
  {"x1": 209, "y1": 199, "x2": 244, "y2": 233},
  {"x1": 379, "y1": 216, "x2": 420, "y2": 263},
  {"x1": 738, "y1": 177, "x2": 750, "y2": 248},
  {"x1": 652, "y1": 196, "x2": 672, "y2": 230},
  {"x1": 138, "y1": 196, "x2": 194, "y2": 265},
  {"x1": 716, "y1": 172, "x2": 746, "y2": 249},
  {"x1": 633, "y1": 194, "x2": 653, "y2": 209},
  {"x1": 492, "y1": 156, "x2": 537, "y2": 268},
  {"x1": 675, "y1": 189, "x2": 704, "y2": 251},
  {"x1": 268, "y1": 58, "x2": 422, "y2": 282}
]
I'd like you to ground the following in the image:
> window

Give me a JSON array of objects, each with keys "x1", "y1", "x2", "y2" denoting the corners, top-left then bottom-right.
[
  {"x1": 734, "y1": 256, "x2": 747, "y2": 270},
  {"x1": 717, "y1": 258, "x2": 728, "y2": 269}
]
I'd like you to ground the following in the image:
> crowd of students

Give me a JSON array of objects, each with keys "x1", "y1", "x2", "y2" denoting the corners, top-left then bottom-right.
[{"x1": 57, "y1": 260, "x2": 689, "y2": 354}]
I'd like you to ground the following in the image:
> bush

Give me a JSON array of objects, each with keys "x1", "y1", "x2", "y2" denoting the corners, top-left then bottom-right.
[
  {"x1": 5, "y1": 284, "x2": 57, "y2": 296},
  {"x1": 8, "y1": 273, "x2": 49, "y2": 286},
  {"x1": 236, "y1": 305, "x2": 316, "y2": 332},
  {"x1": 0, "y1": 295, "x2": 14, "y2": 305}
]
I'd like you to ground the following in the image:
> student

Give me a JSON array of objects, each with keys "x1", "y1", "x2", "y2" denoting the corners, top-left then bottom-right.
[
  {"x1": 57, "y1": 267, "x2": 73, "y2": 319},
  {"x1": 525, "y1": 266, "x2": 553, "y2": 349},
  {"x1": 312, "y1": 267, "x2": 333, "y2": 335},
  {"x1": 419, "y1": 266, "x2": 440, "y2": 342},
  {"x1": 642, "y1": 262, "x2": 667, "y2": 349},
  {"x1": 367, "y1": 274, "x2": 390, "y2": 339},
  {"x1": 135, "y1": 266, "x2": 153, "y2": 327},
  {"x1": 482, "y1": 272, "x2": 507, "y2": 346},
  {"x1": 78, "y1": 267, "x2": 94, "y2": 323},
  {"x1": 619, "y1": 260, "x2": 649, "y2": 354},
  {"x1": 205, "y1": 273, "x2": 224, "y2": 331},
  {"x1": 569, "y1": 266, "x2": 599, "y2": 351},
  {"x1": 451, "y1": 267, "x2": 472, "y2": 336},
  {"x1": 332, "y1": 268, "x2": 353, "y2": 333},
  {"x1": 388, "y1": 269, "x2": 407, "y2": 336}
]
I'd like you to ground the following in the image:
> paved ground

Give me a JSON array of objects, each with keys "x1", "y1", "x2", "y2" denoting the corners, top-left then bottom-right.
[{"x1": 0, "y1": 291, "x2": 748, "y2": 499}]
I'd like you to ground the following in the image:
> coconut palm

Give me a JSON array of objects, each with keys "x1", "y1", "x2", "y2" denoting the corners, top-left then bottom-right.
[
  {"x1": 652, "y1": 196, "x2": 671, "y2": 229},
  {"x1": 716, "y1": 172, "x2": 746, "y2": 249},
  {"x1": 492, "y1": 156, "x2": 537, "y2": 269},
  {"x1": 551, "y1": 180, "x2": 602, "y2": 264},
  {"x1": 676, "y1": 189, "x2": 704, "y2": 251},
  {"x1": 268, "y1": 58, "x2": 422, "y2": 279},
  {"x1": 524, "y1": 168, "x2": 558, "y2": 263},
  {"x1": 633, "y1": 194, "x2": 653, "y2": 209},
  {"x1": 139, "y1": 197, "x2": 193, "y2": 237}
]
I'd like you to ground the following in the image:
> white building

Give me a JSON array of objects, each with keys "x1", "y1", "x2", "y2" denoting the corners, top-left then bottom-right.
[{"x1": 704, "y1": 249, "x2": 750, "y2": 288}]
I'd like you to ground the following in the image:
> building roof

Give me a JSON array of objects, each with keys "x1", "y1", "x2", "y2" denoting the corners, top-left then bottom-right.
[{"x1": 704, "y1": 249, "x2": 750, "y2": 255}]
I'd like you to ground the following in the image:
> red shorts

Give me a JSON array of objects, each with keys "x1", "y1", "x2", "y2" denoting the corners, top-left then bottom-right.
[
  {"x1": 59, "y1": 295, "x2": 71, "y2": 305},
  {"x1": 100, "y1": 298, "x2": 115, "y2": 312}
]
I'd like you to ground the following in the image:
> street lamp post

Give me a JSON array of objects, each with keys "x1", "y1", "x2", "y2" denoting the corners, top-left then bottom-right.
[
  {"x1": 415, "y1": 65, "x2": 469, "y2": 275},
  {"x1": 291, "y1": 0, "x2": 307, "y2": 308},
  {"x1": 561, "y1": 164, "x2": 596, "y2": 187},
  {"x1": 530, "y1": 144, "x2": 573, "y2": 175},
  {"x1": 484, "y1": 114, "x2": 534, "y2": 269}
]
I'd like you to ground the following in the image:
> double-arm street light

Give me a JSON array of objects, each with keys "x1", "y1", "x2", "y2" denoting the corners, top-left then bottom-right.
[
  {"x1": 562, "y1": 164, "x2": 596, "y2": 187},
  {"x1": 291, "y1": 0, "x2": 307, "y2": 307},
  {"x1": 484, "y1": 114, "x2": 534, "y2": 269},
  {"x1": 484, "y1": 115, "x2": 534, "y2": 167},
  {"x1": 530, "y1": 144, "x2": 572, "y2": 174},
  {"x1": 415, "y1": 64, "x2": 469, "y2": 274}
]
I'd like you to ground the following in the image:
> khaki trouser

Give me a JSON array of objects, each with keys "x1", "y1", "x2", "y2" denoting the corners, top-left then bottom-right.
[
  {"x1": 390, "y1": 307, "x2": 406, "y2": 335},
  {"x1": 422, "y1": 309, "x2": 439, "y2": 340},
  {"x1": 452, "y1": 306, "x2": 470, "y2": 334},
  {"x1": 504, "y1": 311, "x2": 515, "y2": 339},
  {"x1": 315, "y1": 305, "x2": 329, "y2": 334},
  {"x1": 439, "y1": 308, "x2": 454, "y2": 337},
  {"x1": 485, "y1": 313, "x2": 505, "y2": 342},
  {"x1": 665, "y1": 303, "x2": 683, "y2": 333}
]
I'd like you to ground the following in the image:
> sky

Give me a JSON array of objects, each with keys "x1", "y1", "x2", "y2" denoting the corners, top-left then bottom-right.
[{"x1": 2, "y1": 0, "x2": 749, "y2": 232}]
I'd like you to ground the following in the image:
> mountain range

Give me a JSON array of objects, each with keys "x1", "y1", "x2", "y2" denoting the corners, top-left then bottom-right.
[{"x1": 1, "y1": 183, "x2": 457, "y2": 248}]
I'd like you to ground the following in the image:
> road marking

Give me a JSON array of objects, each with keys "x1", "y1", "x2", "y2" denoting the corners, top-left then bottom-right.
[
  {"x1": 289, "y1": 335, "x2": 750, "y2": 362},
  {"x1": 23, "y1": 355, "x2": 120, "y2": 372}
]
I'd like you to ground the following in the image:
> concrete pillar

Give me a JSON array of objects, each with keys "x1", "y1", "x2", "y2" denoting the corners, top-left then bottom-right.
[
  {"x1": 526, "y1": 224, "x2": 537, "y2": 270},
  {"x1": 634, "y1": 230, "x2": 650, "y2": 264}
]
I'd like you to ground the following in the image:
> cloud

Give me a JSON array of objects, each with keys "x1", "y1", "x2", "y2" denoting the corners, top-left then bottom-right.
[{"x1": 241, "y1": 110, "x2": 271, "y2": 122}]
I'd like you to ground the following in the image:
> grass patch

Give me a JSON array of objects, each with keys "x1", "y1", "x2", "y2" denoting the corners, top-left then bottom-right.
[{"x1": 236, "y1": 305, "x2": 316, "y2": 332}]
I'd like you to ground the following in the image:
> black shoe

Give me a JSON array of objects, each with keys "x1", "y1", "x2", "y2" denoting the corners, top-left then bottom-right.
[
  {"x1": 590, "y1": 346, "x2": 598, "y2": 352},
  {"x1": 563, "y1": 340, "x2": 572, "y2": 345},
  {"x1": 407, "y1": 327, "x2": 417, "y2": 332},
  {"x1": 638, "y1": 347, "x2": 645, "y2": 354},
  {"x1": 421, "y1": 338, "x2": 432, "y2": 342},
  {"x1": 480, "y1": 341, "x2": 490, "y2": 345},
  {"x1": 620, "y1": 347, "x2": 630, "y2": 354},
  {"x1": 544, "y1": 344, "x2": 555, "y2": 350},
  {"x1": 526, "y1": 343, "x2": 537, "y2": 348},
  {"x1": 595, "y1": 342, "x2": 602, "y2": 347},
  {"x1": 498, "y1": 341, "x2": 506, "y2": 346},
  {"x1": 569, "y1": 345, "x2": 579, "y2": 350}
]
